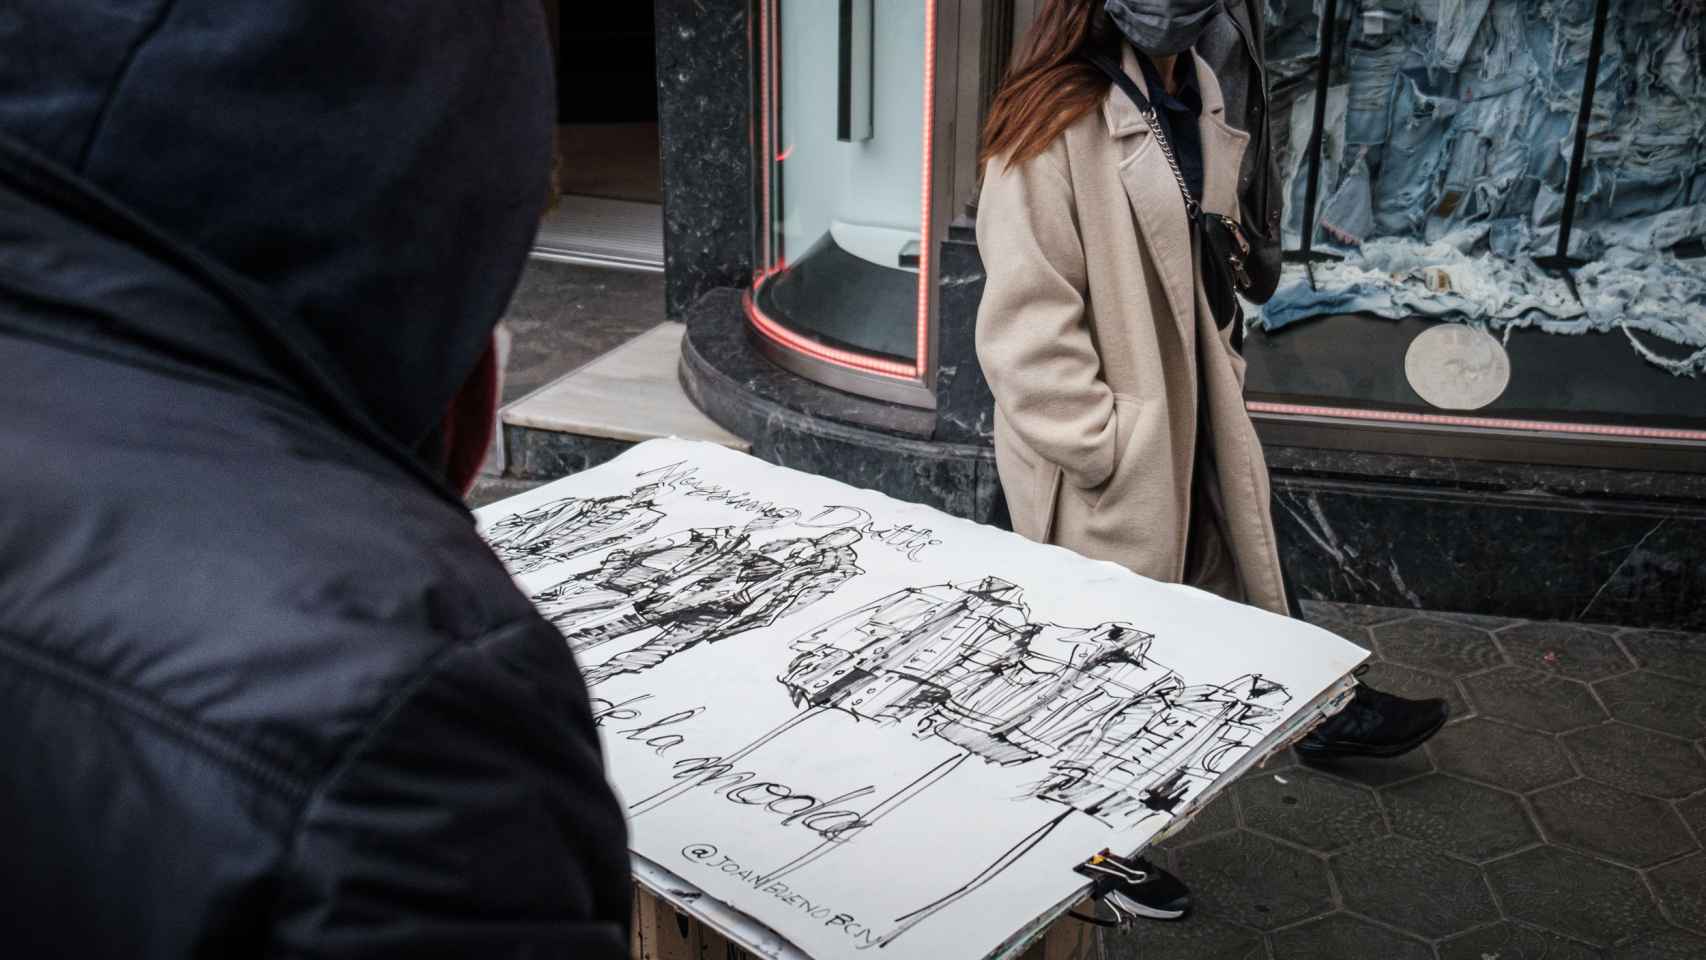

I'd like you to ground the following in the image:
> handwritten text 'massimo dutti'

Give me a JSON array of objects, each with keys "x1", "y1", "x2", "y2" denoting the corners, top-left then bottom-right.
[{"x1": 635, "y1": 460, "x2": 941, "y2": 561}]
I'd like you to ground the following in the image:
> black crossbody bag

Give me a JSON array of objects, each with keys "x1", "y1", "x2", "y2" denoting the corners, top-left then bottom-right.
[
  {"x1": 1085, "y1": 45, "x2": 1272, "y2": 348},
  {"x1": 1226, "y1": 0, "x2": 1283, "y2": 306}
]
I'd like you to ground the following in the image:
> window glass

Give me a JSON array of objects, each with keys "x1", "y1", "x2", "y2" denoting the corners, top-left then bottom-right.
[
  {"x1": 751, "y1": 0, "x2": 931, "y2": 389},
  {"x1": 1247, "y1": 0, "x2": 1706, "y2": 433}
]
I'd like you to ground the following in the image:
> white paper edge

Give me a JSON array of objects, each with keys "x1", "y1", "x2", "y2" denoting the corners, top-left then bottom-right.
[
  {"x1": 633, "y1": 854, "x2": 814, "y2": 960},
  {"x1": 630, "y1": 673, "x2": 1363, "y2": 960}
]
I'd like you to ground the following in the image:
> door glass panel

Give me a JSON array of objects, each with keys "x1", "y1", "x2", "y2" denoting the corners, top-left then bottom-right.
[{"x1": 751, "y1": 0, "x2": 932, "y2": 391}]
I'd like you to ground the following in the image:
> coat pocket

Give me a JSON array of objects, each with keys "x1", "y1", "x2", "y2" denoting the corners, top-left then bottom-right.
[
  {"x1": 1008, "y1": 436, "x2": 1064, "y2": 544},
  {"x1": 1038, "y1": 461, "x2": 1065, "y2": 544},
  {"x1": 1087, "y1": 394, "x2": 1144, "y2": 511},
  {"x1": 991, "y1": 418, "x2": 1062, "y2": 545}
]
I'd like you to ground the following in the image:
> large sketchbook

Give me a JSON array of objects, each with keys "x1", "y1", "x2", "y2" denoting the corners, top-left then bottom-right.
[{"x1": 474, "y1": 440, "x2": 1365, "y2": 960}]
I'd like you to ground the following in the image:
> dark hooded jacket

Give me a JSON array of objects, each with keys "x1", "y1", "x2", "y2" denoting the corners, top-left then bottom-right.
[{"x1": 0, "y1": 3, "x2": 629, "y2": 956}]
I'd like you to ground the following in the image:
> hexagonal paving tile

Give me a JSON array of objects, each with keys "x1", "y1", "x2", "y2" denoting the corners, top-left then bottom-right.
[
  {"x1": 1499, "y1": 621, "x2": 1638, "y2": 682},
  {"x1": 1679, "y1": 792, "x2": 1706, "y2": 841},
  {"x1": 1563, "y1": 723, "x2": 1706, "y2": 800},
  {"x1": 1301, "y1": 600, "x2": 1413, "y2": 628},
  {"x1": 1102, "y1": 915, "x2": 1264, "y2": 960},
  {"x1": 1331, "y1": 835, "x2": 1498, "y2": 938},
  {"x1": 1530, "y1": 779, "x2": 1699, "y2": 868},
  {"x1": 1462, "y1": 667, "x2": 1608, "y2": 733},
  {"x1": 1239, "y1": 748, "x2": 1300, "y2": 780},
  {"x1": 1155, "y1": 791, "x2": 1237, "y2": 851},
  {"x1": 1620, "y1": 629, "x2": 1706, "y2": 685},
  {"x1": 1298, "y1": 739, "x2": 1435, "y2": 789},
  {"x1": 1485, "y1": 847, "x2": 1663, "y2": 947},
  {"x1": 1425, "y1": 717, "x2": 1575, "y2": 792},
  {"x1": 1171, "y1": 832, "x2": 1333, "y2": 931},
  {"x1": 1611, "y1": 927, "x2": 1706, "y2": 959},
  {"x1": 1593, "y1": 671, "x2": 1706, "y2": 740},
  {"x1": 1384, "y1": 773, "x2": 1536, "y2": 862},
  {"x1": 1439, "y1": 921, "x2": 1603, "y2": 960},
  {"x1": 1373, "y1": 617, "x2": 1507, "y2": 678},
  {"x1": 1268, "y1": 913, "x2": 1432, "y2": 960},
  {"x1": 1236, "y1": 769, "x2": 1385, "y2": 853},
  {"x1": 1360, "y1": 660, "x2": 1471, "y2": 723},
  {"x1": 1433, "y1": 610, "x2": 1523, "y2": 630},
  {"x1": 1651, "y1": 853, "x2": 1706, "y2": 934}
]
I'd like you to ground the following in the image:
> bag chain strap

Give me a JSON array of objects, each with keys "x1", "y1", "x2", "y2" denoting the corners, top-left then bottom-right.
[
  {"x1": 1141, "y1": 104, "x2": 1202, "y2": 223},
  {"x1": 1144, "y1": 103, "x2": 1249, "y2": 277},
  {"x1": 1091, "y1": 51, "x2": 1254, "y2": 286}
]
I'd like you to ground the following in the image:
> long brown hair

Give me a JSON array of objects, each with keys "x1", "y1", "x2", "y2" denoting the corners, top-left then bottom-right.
[{"x1": 980, "y1": 0, "x2": 1120, "y2": 169}]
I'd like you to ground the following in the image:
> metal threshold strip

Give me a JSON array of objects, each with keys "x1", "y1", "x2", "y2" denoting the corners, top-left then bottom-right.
[{"x1": 532, "y1": 195, "x2": 664, "y2": 273}]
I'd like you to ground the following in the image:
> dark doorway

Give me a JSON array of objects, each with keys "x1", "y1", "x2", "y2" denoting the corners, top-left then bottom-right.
[{"x1": 550, "y1": 3, "x2": 662, "y2": 204}]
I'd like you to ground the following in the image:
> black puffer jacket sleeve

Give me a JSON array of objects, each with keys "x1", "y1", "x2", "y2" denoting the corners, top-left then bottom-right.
[{"x1": 268, "y1": 618, "x2": 631, "y2": 958}]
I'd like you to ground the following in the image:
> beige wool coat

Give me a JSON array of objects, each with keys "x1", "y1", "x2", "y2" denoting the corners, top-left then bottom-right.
[{"x1": 975, "y1": 46, "x2": 1288, "y2": 615}]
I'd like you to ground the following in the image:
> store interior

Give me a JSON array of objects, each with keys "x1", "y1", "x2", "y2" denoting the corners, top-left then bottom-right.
[
  {"x1": 537, "y1": 2, "x2": 665, "y2": 271},
  {"x1": 1245, "y1": 0, "x2": 1706, "y2": 433}
]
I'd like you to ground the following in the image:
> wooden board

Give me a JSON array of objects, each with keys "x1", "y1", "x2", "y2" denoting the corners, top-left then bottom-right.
[{"x1": 630, "y1": 886, "x2": 1095, "y2": 960}]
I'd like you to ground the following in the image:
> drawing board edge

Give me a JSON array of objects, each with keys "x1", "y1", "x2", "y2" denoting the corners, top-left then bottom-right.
[{"x1": 633, "y1": 854, "x2": 815, "y2": 960}]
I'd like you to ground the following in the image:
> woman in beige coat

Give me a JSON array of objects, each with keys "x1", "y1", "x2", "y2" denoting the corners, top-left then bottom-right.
[{"x1": 975, "y1": 0, "x2": 1446, "y2": 771}]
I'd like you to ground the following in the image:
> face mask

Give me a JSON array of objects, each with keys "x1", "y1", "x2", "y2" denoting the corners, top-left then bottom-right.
[{"x1": 1104, "y1": 0, "x2": 1222, "y2": 57}]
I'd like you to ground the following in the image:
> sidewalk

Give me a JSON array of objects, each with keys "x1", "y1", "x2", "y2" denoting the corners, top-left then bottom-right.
[{"x1": 1119, "y1": 601, "x2": 1706, "y2": 960}]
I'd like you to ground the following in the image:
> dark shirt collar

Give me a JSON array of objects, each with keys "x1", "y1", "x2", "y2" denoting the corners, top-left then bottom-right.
[{"x1": 1134, "y1": 47, "x2": 1202, "y2": 116}]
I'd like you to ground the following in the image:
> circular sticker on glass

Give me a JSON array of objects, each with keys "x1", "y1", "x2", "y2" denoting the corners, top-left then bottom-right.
[{"x1": 1404, "y1": 325, "x2": 1511, "y2": 411}]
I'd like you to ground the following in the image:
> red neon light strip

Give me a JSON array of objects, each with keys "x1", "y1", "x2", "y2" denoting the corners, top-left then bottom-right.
[
  {"x1": 749, "y1": 0, "x2": 934, "y2": 387},
  {"x1": 913, "y1": 0, "x2": 937, "y2": 377},
  {"x1": 760, "y1": 0, "x2": 772, "y2": 268},
  {"x1": 745, "y1": 286, "x2": 918, "y2": 379},
  {"x1": 770, "y1": 0, "x2": 783, "y2": 264},
  {"x1": 1246, "y1": 401, "x2": 1706, "y2": 443}
]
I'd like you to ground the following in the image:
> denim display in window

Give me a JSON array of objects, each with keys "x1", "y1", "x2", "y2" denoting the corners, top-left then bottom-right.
[{"x1": 1258, "y1": 0, "x2": 1706, "y2": 376}]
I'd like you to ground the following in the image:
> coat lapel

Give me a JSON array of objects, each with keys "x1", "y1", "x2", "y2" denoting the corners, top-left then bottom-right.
[
  {"x1": 1102, "y1": 48, "x2": 1253, "y2": 341},
  {"x1": 1194, "y1": 53, "x2": 1250, "y2": 220},
  {"x1": 1103, "y1": 46, "x2": 1194, "y2": 345}
]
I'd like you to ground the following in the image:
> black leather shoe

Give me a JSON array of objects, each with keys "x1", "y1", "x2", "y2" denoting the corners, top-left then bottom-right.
[{"x1": 1296, "y1": 681, "x2": 1449, "y2": 760}]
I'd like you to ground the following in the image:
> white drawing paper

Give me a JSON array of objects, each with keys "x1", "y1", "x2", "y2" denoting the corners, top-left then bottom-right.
[{"x1": 475, "y1": 440, "x2": 1368, "y2": 960}]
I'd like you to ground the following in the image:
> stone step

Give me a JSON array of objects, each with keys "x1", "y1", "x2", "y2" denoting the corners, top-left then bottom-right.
[{"x1": 498, "y1": 322, "x2": 748, "y2": 480}]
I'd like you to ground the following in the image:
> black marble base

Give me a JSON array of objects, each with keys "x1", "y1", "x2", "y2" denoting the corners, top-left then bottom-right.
[
  {"x1": 932, "y1": 220, "x2": 997, "y2": 446},
  {"x1": 681, "y1": 289, "x2": 938, "y2": 438},
  {"x1": 503, "y1": 425, "x2": 635, "y2": 481},
  {"x1": 1269, "y1": 453, "x2": 1706, "y2": 631},
  {"x1": 679, "y1": 289, "x2": 999, "y2": 520},
  {"x1": 1264, "y1": 445, "x2": 1706, "y2": 502}
]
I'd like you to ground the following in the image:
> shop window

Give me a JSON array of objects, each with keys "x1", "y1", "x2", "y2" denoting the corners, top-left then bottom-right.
[
  {"x1": 749, "y1": 0, "x2": 940, "y2": 407},
  {"x1": 1245, "y1": 0, "x2": 1706, "y2": 459}
]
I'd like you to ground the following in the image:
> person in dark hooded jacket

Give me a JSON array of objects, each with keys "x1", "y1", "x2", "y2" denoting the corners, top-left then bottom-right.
[{"x1": 0, "y1": 2, "x2": 629, "y2": 956}]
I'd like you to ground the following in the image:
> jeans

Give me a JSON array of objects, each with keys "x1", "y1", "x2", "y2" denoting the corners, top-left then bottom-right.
[
  {"x1": 1343, "y1": 2, "x2": 1410, "y2": 146},
  {"x1": 1260, "y1": 236, "x2": 1706, "y2": 376},
  {"x1": 1259, "y1": 0, "x2": 1706, "y2": 375}
]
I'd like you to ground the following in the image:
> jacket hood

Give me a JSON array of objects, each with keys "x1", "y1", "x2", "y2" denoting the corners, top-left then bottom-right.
[{"x1": 0, "y1": 1, "x2": 554, "y2": 452}]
